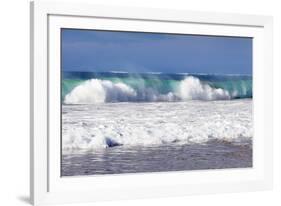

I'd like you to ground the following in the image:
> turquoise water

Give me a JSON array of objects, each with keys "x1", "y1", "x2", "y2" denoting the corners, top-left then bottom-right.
[{"x1": 62, "y1": 71, "x2": 252, "y2": 103}]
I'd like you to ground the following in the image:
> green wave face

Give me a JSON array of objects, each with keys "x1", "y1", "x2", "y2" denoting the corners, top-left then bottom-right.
[
  {"x1": 62, "y1": 72, "x2": 252, "y2": 102},
  {"x1": 62, "y1": 79, "x2": 85, "y2": 99}
]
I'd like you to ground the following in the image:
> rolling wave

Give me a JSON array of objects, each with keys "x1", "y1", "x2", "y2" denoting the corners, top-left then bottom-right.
[{"x1": 63, "y1": 74, "x2": 252, "y2": 104}]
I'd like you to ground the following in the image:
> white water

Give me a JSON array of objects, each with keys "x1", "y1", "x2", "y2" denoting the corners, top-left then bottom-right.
[
  {"x1": 64, "y1": 76, "x2": 232, "y2": 104},
  {"x1": 178, "y1": 77, "x2": 230, "y2": 100},
  {"x1": 64, "y1": 79, "x2": 137, "y2": 104},
  {"x1": 62, "y1": 99, "x2": 252, "y2": 150}
]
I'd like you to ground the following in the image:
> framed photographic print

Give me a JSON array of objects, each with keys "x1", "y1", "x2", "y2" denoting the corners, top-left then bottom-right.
[{"x1": 30, "y1": 1, "x2": 273, "y2": 205}]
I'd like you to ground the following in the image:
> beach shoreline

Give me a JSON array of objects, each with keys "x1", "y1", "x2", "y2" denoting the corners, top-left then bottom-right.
[
  {"x1": 62, "y1": 99, "x2": 252, "y2": 176},
  {"x1": 62, "y1": 140, "x2": 252, "y2": 176}
]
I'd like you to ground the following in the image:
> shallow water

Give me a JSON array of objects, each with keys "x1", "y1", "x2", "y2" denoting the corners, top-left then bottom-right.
[{"x1": 62, "y1": 141, "x2": 252, "y2": 176}]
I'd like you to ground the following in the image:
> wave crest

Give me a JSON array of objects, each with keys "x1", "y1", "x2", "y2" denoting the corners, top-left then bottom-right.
[
  {"x1": 64, "y1": 79, "x2": 137, "y2": 104},
  {"x1": 178, "y1": 76, "x2": 230, "y2": 100}
]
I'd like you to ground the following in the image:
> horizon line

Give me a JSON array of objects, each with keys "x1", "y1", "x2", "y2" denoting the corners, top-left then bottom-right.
[{"x1": 62, "y1": 70, "x2": 252, "y2": 76}]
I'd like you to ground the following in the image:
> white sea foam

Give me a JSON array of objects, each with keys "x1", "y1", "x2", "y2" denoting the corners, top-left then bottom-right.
[
  {"x1": 62, "y1": 99, "x2": 252, "y2": 150},
  {"x1": 64, "y1": 76, "x2": 232, "y2": 104},
  {"x1": 177, "y1": 76, "x2": 230, "y2": 100},
  {"x1": 64, "y1": 79, "x2": 137, "y2": 104}
]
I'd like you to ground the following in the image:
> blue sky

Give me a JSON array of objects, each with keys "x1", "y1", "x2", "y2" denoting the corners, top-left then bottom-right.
[{"x1": 62, "y1": 29, "x2": 252, "y2": 75}]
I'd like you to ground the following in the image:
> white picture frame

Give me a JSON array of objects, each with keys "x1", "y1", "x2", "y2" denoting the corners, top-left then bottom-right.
[{"x1": 30, "y1": 1, "x2": 273, "y2": 205}]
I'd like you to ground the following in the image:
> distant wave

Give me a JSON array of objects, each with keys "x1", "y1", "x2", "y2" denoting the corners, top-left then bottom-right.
[
  {"x1": 109, "y1": 70, "x2": 129, "y2": 74},
  {"x1": 63, "y1": 76, "x2": 251, "y2": 104}
]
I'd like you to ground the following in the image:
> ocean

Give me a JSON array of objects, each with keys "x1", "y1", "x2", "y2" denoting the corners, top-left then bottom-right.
[{"x1": 61, "y1": 71, "x2": 253, "y2": 176}]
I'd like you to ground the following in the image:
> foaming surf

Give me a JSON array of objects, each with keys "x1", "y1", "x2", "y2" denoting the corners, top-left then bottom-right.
[{"x1": 62, "y1": 99, "x2": 252, "y2": 150}]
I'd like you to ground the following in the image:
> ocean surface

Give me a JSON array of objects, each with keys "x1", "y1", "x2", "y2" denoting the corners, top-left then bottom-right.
[{"x1": 61, "y1": 71, "x2": 253, "y2": 176}]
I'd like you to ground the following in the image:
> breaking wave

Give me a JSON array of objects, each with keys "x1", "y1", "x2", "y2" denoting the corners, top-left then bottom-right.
[{"x1": 63, "y1": 75, "x2": 251, "y2": 104}]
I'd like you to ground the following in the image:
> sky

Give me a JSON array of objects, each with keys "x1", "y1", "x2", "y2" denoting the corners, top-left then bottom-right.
[{"x1": 62, "y1": 29, "x2": 252, "y2": 75}]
